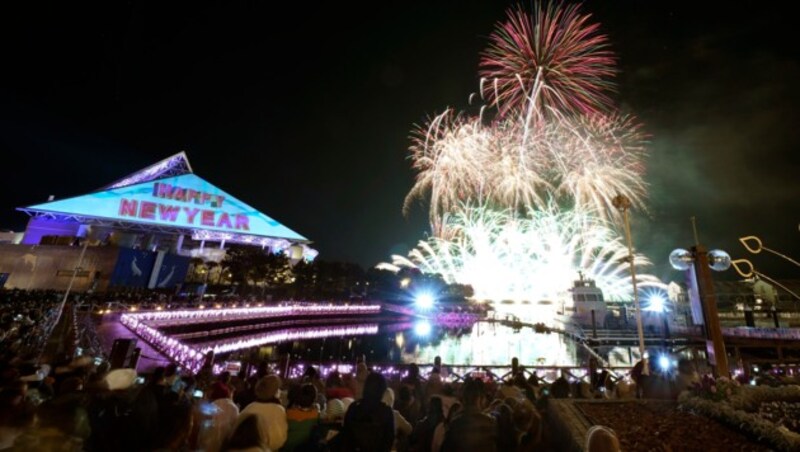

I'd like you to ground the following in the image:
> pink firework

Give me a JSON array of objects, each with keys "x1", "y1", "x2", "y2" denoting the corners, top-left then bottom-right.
[{"x1": 479, "y1": 2, "x2": 617, "y2": 118}]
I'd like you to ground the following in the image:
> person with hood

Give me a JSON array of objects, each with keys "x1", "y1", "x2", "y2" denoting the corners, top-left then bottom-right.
[{"x1": 238, "y1": 375, "x2": 287, "y2": 451}]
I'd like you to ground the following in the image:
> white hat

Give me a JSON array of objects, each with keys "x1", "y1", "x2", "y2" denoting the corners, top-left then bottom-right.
[{"x1": 106, "y1": 369, "x2": 137, "y2": 391}]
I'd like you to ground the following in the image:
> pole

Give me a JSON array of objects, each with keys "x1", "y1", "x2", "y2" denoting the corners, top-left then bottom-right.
[
  {"x1": 622, "y1": 207, "x2": 648, "y2": 375},
  {"x1": 42, "y1": 239, "x2": 89, "y2": 362},
  {"x1": 54, "y1": 239, "x2": 90, "y2": 332}
]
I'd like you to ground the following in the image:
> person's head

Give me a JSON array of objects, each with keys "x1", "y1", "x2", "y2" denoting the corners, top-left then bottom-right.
[
  {"x1": 407, "y1": 363, "x2": 419, "y2": 379},
  {"x1": 303, "y1": 365, "x2": 318, "y2": 380},
  {"x1": 362, "y1": 372, "x2": 387, "y2": 404},
  {"x1": 398, "y1": 385, "x2": 412, "y2": 404},
  {"x1": 327, "y1": 370, "x2": 342, "y2": 387},
  {"x1": 434, "y1": 356, "x2": 442, "y2": 367},
  {"x1": 326, "y1": 398, "x2": 346, "y2": 421},
  {"x1": 150, "y1": 366, "x2": 166, "y2": 386},
  {"x1": 586, "y1": 425, "x2": 621, "y2": 452},
  {"x1": 298, "y1": 383, "x2": 317, "y2": 409},
  {"x1": 218, "y1": 371, "x2": 231, "y2": 385},
  {"x1": 164, "y1": 363, "x2": 178, "y2": 378},
  {"x1": 209, "y1": 381, "x2": 232, "y2": 401},
  {"x1": 226, "y1": 415, "x2": 266, "y2": 450},
  {"x1": 428, "y1": 396, "x2": 444, "y2": 421},
  {"x1": 255, "y1": 375, "x2": 282, "y2": 402},
  {"x1": 462, "y1": 378, "x2": 487, "y2": 410}
]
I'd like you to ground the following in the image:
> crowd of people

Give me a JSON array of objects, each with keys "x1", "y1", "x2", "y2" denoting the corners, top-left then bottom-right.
[
  {"x1": 7, "y1": 288, "x2": 798, "y2": 451},
  {"x1": 0, "y1": 290, "x2": 62, "y2": 362},
  {"x1": 1, "y1": 350, "x2": 559, "y2": 452}
]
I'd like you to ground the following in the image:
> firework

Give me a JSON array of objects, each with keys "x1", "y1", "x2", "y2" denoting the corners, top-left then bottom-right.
[
  {"x1": 404, "y1": 108, "x2": 647, "y2": 227},
  {"x1": 380, "y1": 205, "x2": 663, "y2": 302},
  {"x1": 479, "y1": 3, "x2": 617, "y2": 117},
  {"x1": 386, "y1": 2, "x2": 660, "y2": 304}
]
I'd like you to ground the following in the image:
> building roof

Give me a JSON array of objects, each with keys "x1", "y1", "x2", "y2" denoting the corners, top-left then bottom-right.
[{"x1": 18, "y1": 152, "x2": 309, "y2": 246}]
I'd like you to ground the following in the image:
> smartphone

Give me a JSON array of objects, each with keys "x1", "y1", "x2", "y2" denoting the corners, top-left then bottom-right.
[
  {"x1": 193, "y1": 389, "x2": 203, "y2": 398},
  {"x1": 135, "y1": 377, "x2": 145, "y2": 385},
  {"x1": 93, "y1": 357, "x2": 103, "y2": 366}
]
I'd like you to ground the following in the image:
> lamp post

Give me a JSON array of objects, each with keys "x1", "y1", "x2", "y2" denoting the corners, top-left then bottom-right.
[
  {"x1": 670, "y1": 243, "x2": 731, "y2": 378},
  {"x1": 611, "y1": 194, "x2": 647, "y2": 373}
]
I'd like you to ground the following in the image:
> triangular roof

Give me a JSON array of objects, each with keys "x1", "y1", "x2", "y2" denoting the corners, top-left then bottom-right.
[
  {"x1": 19, "y1": 153, "x2": 308, "y2": 244},
  {"x1": 102, "y1": 151, "x2": 194, "y2": 190}
]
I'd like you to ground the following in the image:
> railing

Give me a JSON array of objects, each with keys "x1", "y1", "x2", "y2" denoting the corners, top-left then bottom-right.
[
  {"x1": 671, "y1": 324, "x2": 800, "y2": 340},
  {"x1": 253, "y1": 361, "x2": 635, "y2": 386}
]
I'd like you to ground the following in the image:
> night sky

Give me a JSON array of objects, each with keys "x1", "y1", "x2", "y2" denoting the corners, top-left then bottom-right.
[{"x1": 1, "y1": 1, "x2": 798, "y2": 281}]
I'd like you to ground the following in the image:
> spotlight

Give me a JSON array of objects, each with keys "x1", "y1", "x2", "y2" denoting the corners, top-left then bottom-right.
[
  {"x1": 646, "y1": 293, "x2": 666, "y2": 313},
  {"x1": 658, "y1": 355, "x2": 672, "y2": 372},
  {"x1": 414, "y1": 320, "x2": 432, "y2": 337},
  {"x1": 415, "y1": 293, "x2": 435, "y2": 310}
]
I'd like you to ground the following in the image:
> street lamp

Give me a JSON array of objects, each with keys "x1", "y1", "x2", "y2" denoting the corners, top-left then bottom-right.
[
  {"x1": 670, "y1": 244, "x2": 731, "y2": 378},
  {"x1": 612, "y1": 194, "x2": 647, "y2": 373}
]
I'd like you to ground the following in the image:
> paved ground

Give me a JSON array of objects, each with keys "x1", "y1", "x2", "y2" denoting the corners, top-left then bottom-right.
[{"x1": 95, "y1": 312, "x2": 171, "y2": 373}]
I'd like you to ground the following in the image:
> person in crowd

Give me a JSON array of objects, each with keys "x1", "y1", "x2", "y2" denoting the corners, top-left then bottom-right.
[
  {"x1": 394, "y1": 385, "x2": 421, "y2": 428},
  {"x1": 324, "y1": 371, "x2": 353, "y2": 400},
  {"x1": 199, "y1": 380, "x2": 241, "y2": 452},
  {"x1": 585, "y1": 425, "x2": 621, "y2": 452},
  {"x1": 301, "y1": 366, "x2": 326, "y2": 401},
  {"x1": 550, "y1": 370, "x2": 571, "y2": 399},
  {"x1": 239, "y1": 375, "x2": 288, "y2": 451},
  {"x1": 283, "y1": 383, "x2": 321, "y2": 452},
  {"x1": 382, "y1": 387, "x2": 412, "y2": 451},
  {"x1": 224, "y1": 414, "x2": 269, "y2": 452},
  {"x1": 400, "y1": 364, "x2": 425, "y2": 410},
  {"x1": 674, "y1": 358, "x2": 700, "y2": 395},
  {"x1": 430, "y1": 401, "x2": 460, "y2": 452},
  {"x1": 494, "y1": 403, "x2": 517, "y2": 451},
  {"x1": 153, "y1": 401, "x2": 194, "y2": 451},
  {"x1": 409, "y1": 396, "x2": 443, "y2": 452},
  {"x1": 513, "y1": 400, "x2": 542, "y2": 451},
  {"x1": 441, "y1": 379, "x2": 497, "y2": 452},
  {"x1": 351, "y1": 362, "x2": 369, "y2": 400},
  {"x1": 339, "y1": 372, "x2": 395, "y2": 452}
]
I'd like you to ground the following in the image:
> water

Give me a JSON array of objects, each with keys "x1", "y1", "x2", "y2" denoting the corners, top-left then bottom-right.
[{"x1": 222, "y1": 318, "x2": 640, "y2": 369}]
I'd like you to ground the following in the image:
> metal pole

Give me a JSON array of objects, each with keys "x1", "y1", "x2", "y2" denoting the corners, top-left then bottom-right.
[{"x1": 622, "y1": 207, "x2": 648, "y2": 374}]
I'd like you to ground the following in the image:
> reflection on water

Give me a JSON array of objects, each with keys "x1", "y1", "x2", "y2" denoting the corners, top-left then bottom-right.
[
  {"x1": 243, "y1": 319, "x2": 639, "y2": 368},
  {"x1": 402, "y1": 321, "x2": 579, "y2": 366}
]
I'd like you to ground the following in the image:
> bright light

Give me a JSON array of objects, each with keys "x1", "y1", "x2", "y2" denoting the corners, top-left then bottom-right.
[
  {"x1": 414, "y1": 320, "x2": 432, "y2": 336},
  {"x1": 658, "y1": 355, "x2": 671, "y2": 372},
  {"x1": 400, "y1": 278, "x2": 411, "y2": 288},
  {"x1": 374, "y1": 5, "x2": 668, "y2": 305},
  {"x1": 379, "y1": 207, "x2": 665, "y2": 303},
  {"x1": 415, "y1": 293, "x2": 435, "y2": 310},
  {"x1": 646, "y1": 292, "x2": 667, "y2": 313}
]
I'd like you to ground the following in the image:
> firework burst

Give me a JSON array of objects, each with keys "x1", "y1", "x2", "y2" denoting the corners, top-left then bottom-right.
[
  {"x1": 404, "y1": 108, "x2": 647, "y2": 227},
  {"x1": 479, "y1": 3, "x2": 617, "y2": 118},
  {"x1": 385, "y1": 2, "x2": 660, "y2": 303},
  {"x1": 379, "y1": 205, "x2": 664, "y2": 302}
]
